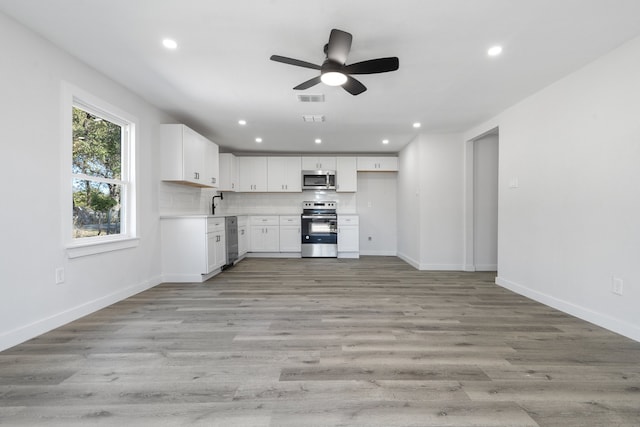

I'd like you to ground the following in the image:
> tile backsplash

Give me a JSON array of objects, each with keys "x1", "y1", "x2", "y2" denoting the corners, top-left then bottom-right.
[{"x1": 160, "y1": 182, "x2": 357, "y2": 216}]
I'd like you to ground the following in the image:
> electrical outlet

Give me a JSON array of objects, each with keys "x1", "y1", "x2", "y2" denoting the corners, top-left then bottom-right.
[
  {"x1": 612, "y1": 276, "x2": 623, "y2": 295},
  {"x1": 55, "y1": 268, "x2": 65, "y2": 285}
]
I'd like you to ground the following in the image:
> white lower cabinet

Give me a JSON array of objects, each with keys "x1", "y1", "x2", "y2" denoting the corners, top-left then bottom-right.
[
  {"x1": 161, "y1": 216, "x2": 226, "y2": 282},
  {"x1": 207, "y1": 218, "x2": 226, "y2": 272},
  {"x1": 279, "y1": 215, "x2": 301, "y2": 252},
  {"x1": 249, "y1": 216, "x2": 279, "y2": 252},
  {"x1": 338, "y1": 215, "x2": 359, "y2": 258},
  {"x1": 238, "y1": 216, "x2": 248, "y2": 256}
]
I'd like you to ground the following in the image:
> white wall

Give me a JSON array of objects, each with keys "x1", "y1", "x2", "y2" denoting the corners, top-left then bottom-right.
[
  {"x1": 356, "y1": 172, "x2": 397, "y2": 255},
  {"x1": 397, "y1": 134, "x2": 465, "y2": 270},
  {"x1": 0, "y1": 12, "x2": 168, "y2": 351},
  {"x1": 465, "y1": 35, "x2": 640, "y2": 341},
  {"x1": 473, "y1": 133, "x2": 499, "y2": 270}
]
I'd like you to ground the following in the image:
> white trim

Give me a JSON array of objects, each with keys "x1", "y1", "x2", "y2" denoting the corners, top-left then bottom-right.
[
  {"x1": 359, "y1": 250, "x2": 397, "y2": 256},
  {"x1": 61, "y1": 82, "x2": 138, "y2": 255},
  {"x1": 246, "y1": 253, "x2": 302, "y2": 258},
  {"x1": 397, "y1": 252, "x2": 420, "y2": 269},
  {"x1": 418, "y1": 264, "x2": 465, "y2": 271},
  {"x1": 0, "y1": 275, "x2": 162, "y2": 352},
  {"x1": 338, "y1": 252, "x2": 359, "y2": 259},
  {"x1": 474, "y1": 264, "x2": 497, "y2": 271},
  {"x1": 496, "y1": 276, "x2": 640, "y2": 342},
  {"x1": 66, "y1": 237, "x2": 139, "y2": 258}
]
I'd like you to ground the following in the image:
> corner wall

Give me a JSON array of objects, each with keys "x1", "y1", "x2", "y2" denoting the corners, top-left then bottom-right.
[
  {"x1": 0, "y1": 12, "x2": 168, "y2": 350},
  {"x1": 466, "y1": 35, "x2": 640, "y2": 341},
  {"x1": 397, "y1": 134, "x2": 465, "y2": 270}
]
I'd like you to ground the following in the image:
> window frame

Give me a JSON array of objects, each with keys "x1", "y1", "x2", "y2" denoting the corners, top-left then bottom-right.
[{"x1": 62, "y1": 83, "x2": 138, "y2": 258}]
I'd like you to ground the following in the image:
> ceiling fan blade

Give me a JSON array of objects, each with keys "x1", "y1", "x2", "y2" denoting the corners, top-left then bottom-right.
[
  {"x1": 293, "y1": 75, "x2": 322, "y2": 90},
  {"x1": 326, "y1": 29, "x2": 352, "y2": 64},
  {"x1": 270, "y1": 55, "x2": 321, "y2": 70},
  {"x1": 343, "y1": 57, "x2": 399, "y2": 74},
  {"x1": 342, "y1": 76, "x2": 367, "y2": 95}
]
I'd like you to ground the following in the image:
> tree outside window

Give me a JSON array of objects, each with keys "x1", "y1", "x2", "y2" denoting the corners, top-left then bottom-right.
[{"x1": 72, "y1": 106, "x2": 125, "y2": 239}]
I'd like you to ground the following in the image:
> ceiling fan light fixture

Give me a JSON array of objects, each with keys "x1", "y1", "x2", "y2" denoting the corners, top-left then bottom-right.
[{"x1": 321, "y1": 71, "x2": 348, "y2": 86}]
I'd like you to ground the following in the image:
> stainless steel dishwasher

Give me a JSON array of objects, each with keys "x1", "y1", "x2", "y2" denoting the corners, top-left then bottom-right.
[{"x1": 224, "y1": 216, "x2": 238, "y2": 268}]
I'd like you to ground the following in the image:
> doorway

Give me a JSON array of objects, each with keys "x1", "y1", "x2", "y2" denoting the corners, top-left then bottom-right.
[{"x1": 464, "y1": 128, "x2": 499, "y2": 271}]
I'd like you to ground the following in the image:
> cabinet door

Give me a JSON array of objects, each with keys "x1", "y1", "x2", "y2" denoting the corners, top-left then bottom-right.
[
  {"x1": 238, "y1": 226, "x2": 248, "y2": 256},
  {"x1": 338, "y1": 226, "x2": 359, "y2": 252},
  {"x1": 204, "y1": 138, "x2": 219, "y2": 188},
  {"x1": 219, "y1": 153, "x2": 238, "y2": 191},
  {"x1": 250, "y1": 225, "x2": 280, "y2": 252},
  {"x1": 302, "y1": 156, "x2": 336, "y2": 170},
  {"x1": 356, "y1": 156, "x2": 398, "y2": 171},
  {"x1": 279, "y1": 226, "x2": 301, "y2": 252},
  {"x1": 336, "y1": 157, "x2": 357, "y2": 192},
  {"x1": 238, "y1": 157, "x2": 268, "y2": 192},
  {"x1": 215, "y1": 232, "x2": 226, "y2": 268},
  {"x1": 206, "y1": 232, "x2": 217, "y2": 273},
  {"x1": 183, "y1": 126, "x2": 206, "y2": 185},
  {"x1": 268, "y1": 157, "x2": 301, "y2": 192}
]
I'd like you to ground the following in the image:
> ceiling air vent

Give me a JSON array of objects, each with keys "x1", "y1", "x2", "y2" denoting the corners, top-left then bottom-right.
[
  {"x1": 302, "y1": 115, "x2": 325, "y2": 122},
  {"x1": 297, "y1": 94, "x2": 325, "y2": 103}
]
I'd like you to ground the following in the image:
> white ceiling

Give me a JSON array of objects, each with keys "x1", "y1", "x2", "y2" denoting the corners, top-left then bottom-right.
[{"x1": 2, "y1": 0, "x2": 640, "y2": 154}]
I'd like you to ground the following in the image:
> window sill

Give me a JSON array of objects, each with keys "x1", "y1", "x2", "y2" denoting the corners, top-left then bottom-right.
[{"x1": 66, "y1": 236, "x2": 140, "y2": 259}]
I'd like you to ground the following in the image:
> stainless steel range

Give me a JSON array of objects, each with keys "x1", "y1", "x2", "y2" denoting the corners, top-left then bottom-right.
[{"x1": 301, "y1": 201, "x2": 338, "y2": 258}]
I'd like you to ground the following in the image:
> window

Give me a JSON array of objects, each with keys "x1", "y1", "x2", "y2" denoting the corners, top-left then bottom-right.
[
  {"x1": 72, "y1": 106, "x2": 125, "y2": 238},
  {"x1": 63, "y1": 84, "x2": 137, "y2": 257}
]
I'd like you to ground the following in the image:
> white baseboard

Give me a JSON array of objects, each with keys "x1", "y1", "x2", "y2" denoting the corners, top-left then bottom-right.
[
  {"x1": 338, "y1": 252, "x2": 359, "y2": 259},
  {"x1": 474, "y1": 264, "x2": 498, "y2": 271},
  {"x1": 360, "y1": 250, "x2": 397, "y2": 256},
  {"x1": 397, "y1": 252, "x2": 420, "y2": 269},
  {"x1": 419, "y1": 263, "x2": 465, "y2": 271},
  {"x1": 496, "y1": 276, "x2": 640, "y2": 342},
  {"x1": 246, "y1": 252, "x2": 302, "y2": 258},
  {"x1": 0, "y1": 276, "x2": 162, "y2": 352}
]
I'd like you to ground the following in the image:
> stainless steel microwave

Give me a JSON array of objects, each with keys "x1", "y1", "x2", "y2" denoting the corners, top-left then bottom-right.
[{"x1": 302, "y1": 170, "x2": 336, "y2": 190}]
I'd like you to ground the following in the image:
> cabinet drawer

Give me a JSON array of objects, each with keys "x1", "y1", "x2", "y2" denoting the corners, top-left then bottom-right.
[
  {"x1": 338, "y1": 215, "x2": 359, "y2": 226},
  {"x1": 250, "y1": 215, "x2": 279, "y2": 226},
  {"x1": 237, "y1": 215, "x2": 248, "y2": 226},
  {"x1": 279, "y1": 215, "x2": 301, "y2": 226},
  {"x1": 207, "y1": 217, "x2": 225, "y2": 232}
]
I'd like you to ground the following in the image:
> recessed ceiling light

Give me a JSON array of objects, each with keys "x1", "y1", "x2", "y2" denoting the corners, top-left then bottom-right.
[
  {"x1": 382, "y1": 139, "x2": 389, "y2": 144},
  {"x1": 488, "y1": 45, "x2": 503, "y2": 57},
  {"x1": 413, "y1": 122, "x2": 421, "y2": 128},
  {"x1": 238, "y1": 119, "x2": 247, "y2": 125},
  {"x1": 162, "y1": 38, "x2": 178, "y2": 50},
  {"x1": 255, "y1": 137, "x2": 262, "y2": 143},
  {"x1": 315, "y1": 138, "x2": 322, "y2": 144}
]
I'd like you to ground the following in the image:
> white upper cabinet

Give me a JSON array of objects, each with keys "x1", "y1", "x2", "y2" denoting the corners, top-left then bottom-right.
[
  {"x1": 238, "y1": 156, "x2": 268, "y2": 192},
  {"x1": 160, "y1": 124, "x2": 219, "y2": 187},
  {"x1": 204, "y1": 138, "x2": 219, "y2": 187},
  {"x1": 336, "y1": 156, "x2": 357, "y2": 192},
  {"x1": 267, "y1": 157, "x2": 302, "y2": 192},
  {"x1": 356, "y1": 156, "x2": 398, "y2": 172},
  {"x1": 302, "y1": 156, "x2": 336, "y2": 171},
  {"x1": 219, "y1": 153, "x2": 238, "y2": 192}
]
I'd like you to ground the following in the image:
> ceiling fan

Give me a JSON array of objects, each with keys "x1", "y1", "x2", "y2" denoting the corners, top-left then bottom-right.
[{"x1": 270, "y1": 29, "x2": 399, "y2": 95}]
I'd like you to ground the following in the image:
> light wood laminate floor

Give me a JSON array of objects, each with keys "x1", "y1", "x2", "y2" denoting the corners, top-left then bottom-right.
[{"x1": 1, "y1": 257, "x2": 639, "y2": 426}]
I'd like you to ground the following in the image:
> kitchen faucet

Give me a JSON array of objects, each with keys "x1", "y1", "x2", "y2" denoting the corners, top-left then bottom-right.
[{"x1": 211, "y1": 193, "x2": 223, "y2": 215}]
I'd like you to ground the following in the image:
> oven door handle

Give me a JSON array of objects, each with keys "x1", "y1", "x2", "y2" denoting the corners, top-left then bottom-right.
[{"x1": 301, "y1": 215, "x2": 337, "y2": 219}]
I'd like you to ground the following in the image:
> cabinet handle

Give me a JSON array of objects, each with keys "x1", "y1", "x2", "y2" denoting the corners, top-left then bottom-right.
[
  {"x1": 232, "y1": 183, "x2": 235, "y2": 189},
  {"x1": 211, "y1": 177, "x2": 216, "y2": 184}
]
